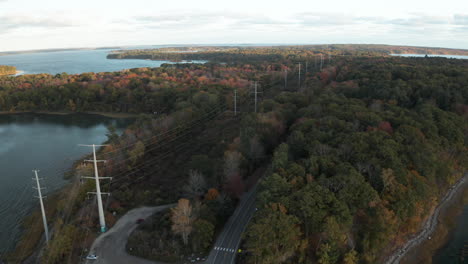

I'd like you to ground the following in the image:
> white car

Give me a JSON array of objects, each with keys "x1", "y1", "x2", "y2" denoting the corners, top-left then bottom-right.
[{"x1": 86, "y1": 255, "x2": 98, "y2": 260}]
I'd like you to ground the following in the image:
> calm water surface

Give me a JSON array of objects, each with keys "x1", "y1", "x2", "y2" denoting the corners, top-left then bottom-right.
[
  {"x1": 391, "y1": 54, "x2": 468, "y2": 59},
  {"x1": 0, "y1": 113, "x2": 131, "y2": 254},
  {"x1": 0, "y1": 48, "x2": 196, "y2": 75},
  {"x1": 433, "y1": 204, "x2": 468, "y2": 264}
]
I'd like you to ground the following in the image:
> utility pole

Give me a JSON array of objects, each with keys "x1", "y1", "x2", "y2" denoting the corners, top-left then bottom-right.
[
  {"x1": 252, "y1": 81, "x2": 262, "y2": 113},
  {"x1": 79, "y1": 144, "x2": 111, "y2": 233},
  {"x1": 284, "y1": 69, "x2": 287, "y2": 90},
  {"x1": 298, "y1": 63, "x2": 301, "y2": 89},
  {"x1": 320, "y1": 54, "x2": 324, "y2": 71},
  {"x1": 33, "y1": 170, "x2": 49, "y2": 245},
  {"x1": 234, "y1": 89, "x2": 237, "y2": 116},
  {"x1": 254, "y1": 81, "x2": 258, "y2": 113}
]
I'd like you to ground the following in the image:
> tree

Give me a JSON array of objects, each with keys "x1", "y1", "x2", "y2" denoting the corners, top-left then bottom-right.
[
  {"x1": 317, "y1": 243, "x2": 334, "y2": 264},
  {"x1": 189, "y1": 155, "x2": 214, "y2": 182},
  {"x1": 224, "y1": 172, "x2": 245, "y2": 199},
  {"x1": 171, "y1": 199, "x2": 194, "y2": 245},
  {"x1": 128, "y1": 141, "x2": 145, "y2": 166},
  {"x1": 343, "y1": 250, "x2": 358, "y2": 264},
  {"x1": 191, "y1": 219, "x2": 215, "y2": 252},
  {"x1": 257, "y1": 173, "x2": 291, "y2": 208},
  {"x1": 272, "y1": 143, "x2": 289, "y2": 171},
  {"x1": 41, "y1": 224, "x2": 78, "y2": 264},
  {"x1": 205, "y1": 188, "x2": 219, "y2": 200},
  {"x1": 106, "y1": 124, "x2": 119, "y2": 143},
  {"x1": 244, "y1": 204, "x2": 303, "y2": 264},
  {"x1": 290, "y1": 182, "x2": 351, "y2": 235},
  {"x1": 223, "y1": 150, "x2": 242, "y2": 182},
  {"x1": 184, "y1": 170, "x2": 207, "y2": 199}
]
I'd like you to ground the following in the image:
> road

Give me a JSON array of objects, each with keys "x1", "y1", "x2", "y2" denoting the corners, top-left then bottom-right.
[
  {"x1": 385, "y1": 173, "x2": 468, "y2": 264},
  {"x1": 204, "y1": 185, "x2": 258, "y2": 264},
  {"x1": 84, "y1": 204, "x2": 175, "y2": 264}
]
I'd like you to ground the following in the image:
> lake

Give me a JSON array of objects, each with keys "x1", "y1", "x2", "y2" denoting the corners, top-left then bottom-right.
[
  {"x1": 0, "y1": 48, "x2": 198, "y2": 75},
  {"x1": 0, "y1": 113, "x2": 131, "y2": 254},
  {"x1": 433, "y1": 203, "x2": 468, "y2": 264},
  {"x1": 391, "y1": 54, "x2": 468, "y2": 59}
]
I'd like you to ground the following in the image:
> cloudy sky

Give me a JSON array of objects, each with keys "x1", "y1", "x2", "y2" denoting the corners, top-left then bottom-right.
[{"x1": 0, "y1": 0, "x2": 467, "y2": 52}]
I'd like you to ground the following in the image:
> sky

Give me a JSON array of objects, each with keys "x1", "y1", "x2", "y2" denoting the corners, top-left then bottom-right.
[{"x1": 0, "y1": 0, "x2": 467, "y2": 52}]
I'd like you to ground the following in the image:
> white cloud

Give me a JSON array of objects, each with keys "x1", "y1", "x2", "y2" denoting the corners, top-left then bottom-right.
[
  {"x1": 0, "y1": 15, "x2": 74, "y2": 33},
  {"x1": 0, "y1": 8, "x2": 468, "y2": 51},
  {"x1": 453, "y1": 14, "x2": 468, "y2": 25}
]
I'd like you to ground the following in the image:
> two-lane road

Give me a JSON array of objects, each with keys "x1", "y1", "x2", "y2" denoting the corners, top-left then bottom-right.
[{"x1": 204, "y1": 185, "x2": 258, "y2": 264}]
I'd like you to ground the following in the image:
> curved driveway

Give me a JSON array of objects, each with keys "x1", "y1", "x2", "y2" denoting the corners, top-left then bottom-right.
[{"x1": 84, "y1": 204, "x2": 175, "y2": 264}]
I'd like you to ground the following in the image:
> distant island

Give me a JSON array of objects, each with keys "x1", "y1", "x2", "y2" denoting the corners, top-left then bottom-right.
[
  {"x1": 0, "y1": 65, "x2": 16, "y2": 76},
  {"x1": 107, "y1": 44, "x2": 468, "y2": 62}
]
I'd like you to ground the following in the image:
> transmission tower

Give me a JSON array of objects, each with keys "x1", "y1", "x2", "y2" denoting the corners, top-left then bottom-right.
[
  {"x1": 284, "y1": 68, "x2": 287, "y2": 90},
  {"x1": 320, "y1": 54, "x2": 324, "y2": 71},
  {"x1": 33, "y1": 170, "x2": 49, "y2": 244},
  {"x1": 251, "y1": 81, "x2": 262, "y2": 113},
  {"x1": 79, "y1": 144, "x2": 111, "y2": 233},
  {"x1": 298, "y1": 63, "x2": 301, "y2": 89}
]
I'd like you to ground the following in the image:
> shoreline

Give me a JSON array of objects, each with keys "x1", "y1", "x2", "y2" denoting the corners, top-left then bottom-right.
[
  {"x1": 2, "y1": 148, "x2": 103, "y2": 262},
  {"x1": 384, "y1": 173, "x2": 468, "y2": 264},
  {"x1": 0, "y1": 110, "x2": 139, "y2": 119},
  {"x1": 401, "y1": 178, "x2": 468, "y2": 264}
]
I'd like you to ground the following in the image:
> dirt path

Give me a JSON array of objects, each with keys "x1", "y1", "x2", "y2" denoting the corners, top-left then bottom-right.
[{"x1": 384, "y1": 173, "x2": 468, "y2": 264}]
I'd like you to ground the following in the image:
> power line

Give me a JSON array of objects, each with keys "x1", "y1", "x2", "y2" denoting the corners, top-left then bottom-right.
[{"x1": 41, "y1": 69, "x2": 286, "y2": 260}]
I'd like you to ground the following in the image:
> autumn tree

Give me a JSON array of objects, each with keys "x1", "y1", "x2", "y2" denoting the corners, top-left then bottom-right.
[
  {"x1": 171, "y1": 198, "x2": 194, "y2": 245},
  {"x1": 244, "y1": 203, "x2": 303, "y2": 264},
  {"x1": 224, "y1": 172, "x2": 245, "y2": 199},
  {"x1": 343, "y1": 250, "x2": 358, "y2": 264},
  {"x1": 223, "y1": 150, "x2": 242, "y2": 182},
  {"x1": 128, "y1": 141, "x2": 145, "y2": 166},
  {"x1": 41, "y1": 225, "x2": 79, "y2": 264},
  {"x1": 205, "y1": 188, "x2": 219, "y2": 200}
]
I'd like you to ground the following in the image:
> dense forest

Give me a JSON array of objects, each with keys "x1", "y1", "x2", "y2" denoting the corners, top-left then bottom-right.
[
  {"x1": 107, "y1": 44, "x2": 468, "y2": 62},
  {"x1": 0, "y1": 65, "x2": 16, "y2": 76},
  {"x1": 1, "y1": 49, "x2": 467, "y2": 264},
  {"x1": 0, "y1": 64, "x2": 260, "y2": 113}
]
